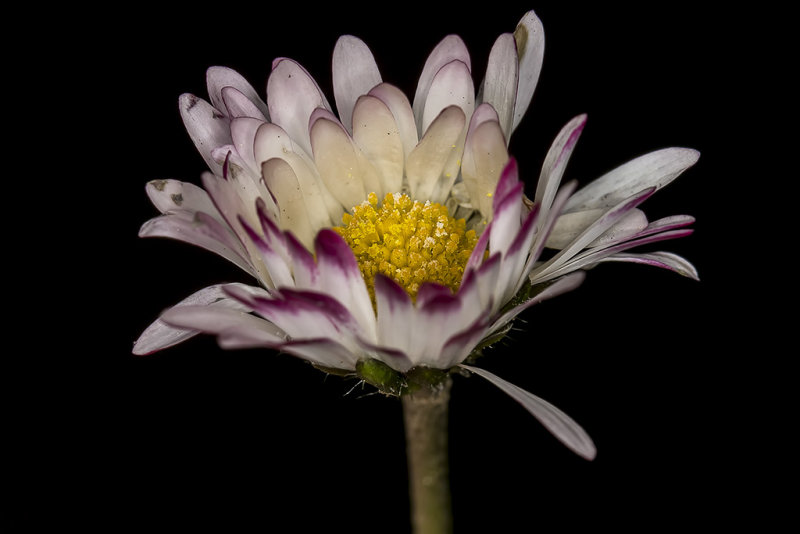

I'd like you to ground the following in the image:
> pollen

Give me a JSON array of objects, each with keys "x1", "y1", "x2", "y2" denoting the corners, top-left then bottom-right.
[{"x1": 334, "y1": 192, "x2": 478, "y2": 301}]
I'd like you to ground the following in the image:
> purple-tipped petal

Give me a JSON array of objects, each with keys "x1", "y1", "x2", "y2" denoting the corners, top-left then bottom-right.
[
  {"x1": 530, "y1": 187, "x2": 656, "y2": 281},
  {"x1": 565, "y1": 148, "x2": 700, "y2": 212},
  {"x1": 534, "y1": 114, "x2": 587, "y2": 229},
  {"x1": 221, "y1": 86, "x2": 267, "y2": 120},
  {"x1": 206, "y1": 66, "x2": 269, "y2": 120},
  {"x1": 597, "y1": 251, "x2": 699, "y2": 280},
  {"x1": 374, "y1": 274, "x2": 415, "y2": 356},
  {"x1": 239, "y1": 215, "x2": 294, "y2": 289},
  {"x1": 277, "y1": 338, "x2": 360, "y2": 371},
  {"x1": 315, "y1": 229, "x2": 377, "y2": 336},
  {"x1": 465, "y1": 220, "x2": 492, "y2": 274},
  {"x1": 332, "y1": 35, "x2": 382, "y2": 134},
  {"x1": 285, "y1": 230, "x2": 318, "y2": 288},
  {"x1": 179, "y1": 93, "x2": 232, "y2": 174},
  {"x1": 460, "y1": 364, "x2": 596, "y2": 460},
  {"x1": 133, "y1": 284, "x2": 254, "y2": 355},
  {"x1": 161, "y1": 304, "x2": 284, "y2": 342},
  {"x1": 489, "y1": 180, "x2": 524, "y2": 257}
]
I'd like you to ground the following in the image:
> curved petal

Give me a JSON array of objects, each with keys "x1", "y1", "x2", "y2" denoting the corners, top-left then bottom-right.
[
  {"x1": 374, "y1": 274, "x2": 415, "y2": 355},
  {"x1": 179, "y1": 93, "x2": 232, "y2": 174},
  {"x1": 230, "y1": 117, "x2": 264, "y2": 175},
  {"x1": 565, "y1": 148, "x2": 700, "y2": 212},
  {"x1": 314, "y1": 229, "x2": 377, "y2": 338},
  {"x1": 221, "y1": 86, "x2": 267, "y2": 120},
  {"x1": 160, "y1": 304, "x2": 284, "y2": 343},
  {"x1": 461, "y1": 104, "x2": 509, "y2": 220},
  {"x1": 421, "y1": 59, "x2": 474, "y2": 136},
  {"x1": 479, "y1": 33, "x2": 518, "y2": 140},
  {"x1": 332, "y1": 35, "x2": 382, "y2": 134},
  {"x1": 534, "y1": 114, "x2": 587, "y2": 229},
  {"x1": 139, "y1": 212, "x2": 256, "y2": 278},
  {"x1": 206, "y1": 66, "x2": 269, "y2": 120},
  {"x1": 511, "y1": 10, "x2": 545, "y2": 133},
  {"x1": 545, "y1": 208, "x2": 648, "y2": 250},
  {"x1": 413, "y1": 35, "x2": 471, "y2": 130},
  {"x1": 596, "y1": 251, "x2": 699, "y2": 280},
  {"x1": 310, "y1": 117, "x2": 372, "y2": 210},
  {"x1": 261, "y1": 157, "x2": 316, "y2": 248},
  {"x1": 145, "y1": 179, "x2": 222, "y2": 224},
  {"x1": 133, "y1": 284, "x2": 258, "y2": 355},
  {"x1": 369, "y1": 83, "x2": 419, "y2": 160},
  {"x1": 267, "y1": 58, "x2": 330, "y2": 155},
  {"x1": 406, "y1": 105, "x2": 465, "y2": 202},
  {"x1": 461, "y1": 365, "x2": 596, "y2": 460},
  {"x1": 352, "y1": 95, "x2": 404, "y2": 195}
]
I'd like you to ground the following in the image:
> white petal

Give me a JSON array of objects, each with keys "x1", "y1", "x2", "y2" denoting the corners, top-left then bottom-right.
[
  {"x1": 267, "y1": 59, "x2": 331, "y2": 156},
  {"x1": 545, "y1": 208, "x2": 648, "y2": 249},
  {"x1": 461, "y1": 364, "x2": 596, "y2": 460},
  {"x1": 161, "y1": 304, "x2": 284, "y2": 342},
  {"x1": 479, "y1": 33, "x2": 518, "y2": 140},
  {"x1": 597, "y1": 251, "x2": 699, "y2": 280},
  {"x1": 534, "y1": 114, "x2": 587, "y2": 230},
  {"x1": 565, "y1": 148, "x2": 700, "y2": 212},
  {"x1": 511, "y1": 10, "x2": 545, "y2": 133},
  {"x1": 374, "y1": 275, "x2": 415, "y2": 356},
  {"x1": 406, "y1": 105, "x2": 465, "y2": 202},
  {"x1": 413, "y1": 34, "x2": 471, "y2": 132},
  {"x1": 352, "y1": 95, "x2": 404, "y2": 195},
  {"x1": 206, "y1": 66, "x2": 269, "y2": 120},
  {"x1": 230, "y1": 117, "x2": 264, "y2": 175},
  {"x1": 421, "y1": 60, "x2": 474, "y2": 136},
  {"x1": 369, "y1": 83, "x2": 419, "y2": 160},
  {"x1": 133, "y1": 284, "x2": 252, "y2": 355},
  {"x1": 179, "y1": 93, "x2": 231, "y2": 174},
  {"x1": 221, "y1": 86, "x2": 267, "y2": 120},
  {"x1": 332, "y1": 35, "x2": 382, "y2": 134},
  {"x1": 139, "y1": 212, "x2": 256, "y2": 278},
  {"x1": 145, "y1": 179, "x2": 221, "y2": 223}
]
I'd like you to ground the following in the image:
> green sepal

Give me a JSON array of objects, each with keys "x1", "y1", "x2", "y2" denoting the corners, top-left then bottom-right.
[
  {"x1": 404, "y1": 366, "x2": 450, "y2": 396},
  {"x1": 312, "y1": 364, "x2": 355, "y2": 378},
  {"x1": 356, "y1": 359, "x2": 407, "y2": 396}
]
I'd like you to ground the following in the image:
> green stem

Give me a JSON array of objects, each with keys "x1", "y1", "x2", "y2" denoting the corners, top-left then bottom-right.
[{"x1": 402, "y1": 376, "x2": 453, "y2": 534}]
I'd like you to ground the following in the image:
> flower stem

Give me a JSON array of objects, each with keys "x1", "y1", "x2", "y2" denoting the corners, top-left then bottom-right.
[{"x1": 402, "y1": 376, "x2": 453, "y2": 534}]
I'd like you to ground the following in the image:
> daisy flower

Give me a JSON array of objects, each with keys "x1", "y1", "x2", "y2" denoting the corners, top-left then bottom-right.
[{"x1": 133, "y1": 9, "x2": 698, "y2": 465}]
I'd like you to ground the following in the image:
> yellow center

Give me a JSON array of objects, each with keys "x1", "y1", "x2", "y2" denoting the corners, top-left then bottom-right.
[{"x1": 334, "y1": 192, "x2": 478, "y2": 301}]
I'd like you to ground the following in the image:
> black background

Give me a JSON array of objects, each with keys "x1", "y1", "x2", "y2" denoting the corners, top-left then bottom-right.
[{"x1": 13, "y1": 2, "x2": 775, "y2": 531}]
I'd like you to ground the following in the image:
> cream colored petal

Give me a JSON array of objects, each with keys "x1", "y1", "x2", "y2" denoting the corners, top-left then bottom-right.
[
  {"x1": 261, "y1": 158, "x2": 316, "y2": 248},
  {"x1": 352, "y1": 95, "x2": 404, "y2": 195},
  {"x1": 512, "y1": 10, "x2": 545, "y2": 133},
  {"x1": 310, "y1": 117, "x2": 368, "y2": 210},
  {"x1": 406, "y1": 105, "x2": 465, "y2": 202},
  {"x1": 462, "y1": 107, "x2": 509, "y2": 221}
]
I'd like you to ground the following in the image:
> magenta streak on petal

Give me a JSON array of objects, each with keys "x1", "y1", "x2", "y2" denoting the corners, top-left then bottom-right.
[
  {"x1": 277, "y1": 288, "x2": 359, "y2": 329},
  {"x1": 315, "y1": 229, "x2": 360, "y2": 276},
  {"x1": 465, "y1": 220, "x2": 492, "y2": 273},
  {"x1": 374, "y1": 274, "x2": 412, "y2": 312},
  {"x1": 419, "y1": 292, "x2": 461, "y2": 315},
  {"x1": 506, "y1": 203, "x2": 539, "y2": 258},
  {"x1": 492, "y1": 158, "x2": 520, "y2": 214},
  {"x1": 439, "y1": 314, "x2": 492, "y2": 368},
  {"x1": 493, "y1": 181, "x2": 524, "y2": 218},
  {"x1": 554, "y1": 115, "x2": 587, "y2": 169},
  {"x1": 353, "y1": 336, "x2": 412, "y2": 368},
  {"x1": 567, "y1": 228, "x2": 695, "y2": 268},
  {"x1": 285, "y1": 230, "x2": 318, "y2": 286},
  {"x1": 416, "y1": 282, "x2": 454, "y2": 308}
]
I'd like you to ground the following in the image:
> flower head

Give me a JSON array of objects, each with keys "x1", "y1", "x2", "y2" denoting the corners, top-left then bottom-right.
[{"x1": 134, "y1": 10, "x2": 698, "y2": 460}]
